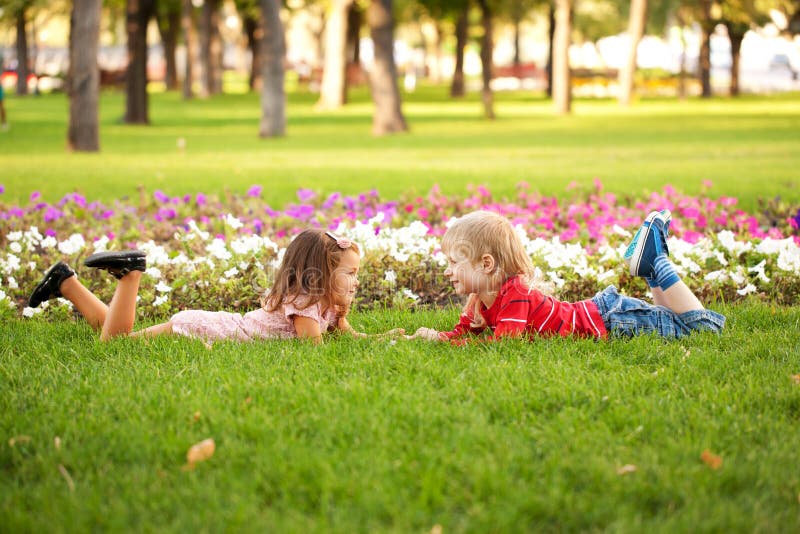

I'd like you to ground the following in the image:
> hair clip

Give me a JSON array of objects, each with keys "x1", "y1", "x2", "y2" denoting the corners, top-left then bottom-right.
[{"x1": 325, "y1": 231, "x2": 352, "y2": 249}]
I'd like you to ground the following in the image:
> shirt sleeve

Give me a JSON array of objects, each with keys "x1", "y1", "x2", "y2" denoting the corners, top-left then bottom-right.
[
  {"x1": 438, "y1": 313, "x2": 485, "y2": 341},
  {"x1": 283, "y1": 299, "x2": 323, "y2": 325}
]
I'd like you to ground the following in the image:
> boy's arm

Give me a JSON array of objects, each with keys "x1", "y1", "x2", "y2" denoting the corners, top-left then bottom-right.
[{"x1": 408, "y1": 313, "x2": 483, "y2": 342}]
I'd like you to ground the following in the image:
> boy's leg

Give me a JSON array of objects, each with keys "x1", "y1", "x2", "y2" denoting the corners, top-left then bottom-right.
[
  {"x1": 59, "y1": 276, "x2": 109, "y2": 330},
  {"x1": 100, "y1": 271, "x2": 142, "y2": 341},
  {"x1": 628, "y1": 211, "x2": 704, "y2": 314}
]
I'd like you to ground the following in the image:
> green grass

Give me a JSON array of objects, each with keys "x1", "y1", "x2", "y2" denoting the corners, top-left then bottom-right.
[
  {"x1": 2, "y1": 304, "x2": 800, "y2": 532},
  {"x1": 2, "y1": 88, "x2": 800, "y2": 212}
]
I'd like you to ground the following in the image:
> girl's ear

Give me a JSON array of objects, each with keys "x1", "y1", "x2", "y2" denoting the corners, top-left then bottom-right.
[{"x1": 481, "y1": 254, "x2": 496, "y2": 274}]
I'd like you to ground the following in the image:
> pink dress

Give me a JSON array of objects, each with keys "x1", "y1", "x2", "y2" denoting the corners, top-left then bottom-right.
[{"x1": 170, "y1": 298, "x2": 338, "y2": 342}]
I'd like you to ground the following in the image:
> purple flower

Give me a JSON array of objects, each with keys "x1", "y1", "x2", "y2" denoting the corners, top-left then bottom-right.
[
  {"x1": 196, "y1": 193, "x2": 207, "y2": 206},
  {"x1": 264, "y1": 205, "x2": 279, "y2": 217},
  {"x1": 44, "y1": 206, "x2": 64, "y2": 222},
  {"x1": 0, "y1": 184, "x2": 4, "y2": 194},
  {"x1": 101, "y1": 209, "x2": 115, "y2": 220},
  {"x1": 297, "y1": 188, "x2": 316, "y2": 202},
  {"x1": 285, "y1": 204, "x2": 315, "y2": 220},
  {"x1": 30, "y1": 191, "x2": 41, "y2": 201},
  {"x1": 71, "y1": 193, "x2": 87, "y2": 208},
  {"x1": 154, "y1": 190, "x2": 169, "y2": 203},
  {"x1": 247, "y1": 185, "x2": 263, "y2": 198},
  {"x1": 322, "y1": 192, "x2": 341, "y2": 210},
  {"x1": 45, "y1": 228, "x2": 57, "y2": 237},
  {"x1": 10, "y1": 207, "x2": 24, "y2": 217},
  {"x1": 792, "y1": 208, "x2": 800, "y2": 230},
  {"x1": 183, "y1": 194, "x2": 192, "y2": 203}
]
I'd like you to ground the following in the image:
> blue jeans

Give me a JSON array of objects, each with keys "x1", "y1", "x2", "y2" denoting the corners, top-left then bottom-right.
[{"x1": 590, "y1": 286, "x2": 725, "y2": 339}]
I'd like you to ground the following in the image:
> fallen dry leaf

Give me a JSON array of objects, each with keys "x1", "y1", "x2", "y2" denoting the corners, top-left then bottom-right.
[
  {"x1": 54, "y1": 436, "x2": 61, "y2": 450},
  {"x1": 700, "y1": 449, "x2": 723, "y2": 470},
  {"x1": 193, "y1": 411, "x2": 202, "y2": 422},
  {"x1": 185, "y1": 438, "x2": 215, "y2": 469},
  {"x1": 8, "y1": 435, "x2": 32, "y2": 447},
  {"x1": 616, "y1": 464, "x2": 637, "y2": 475},
  {"x1": 430, "y1": 525, "x2": 443, "y2": 534},
  {"x1": 791, "y1": 374, "x2": 800, "y2": 385}
]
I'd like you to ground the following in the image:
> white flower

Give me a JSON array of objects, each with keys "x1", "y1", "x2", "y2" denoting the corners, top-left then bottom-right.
[
  {"x1": 225, "y1": 214, "x2": 243, "y2": 230},
  {"x1": 22, "y1": 306, "x2": 42, "y2": 318},
  {"x1": 40, "y1": 236, "x2": 57, "y2": 249},
  {"x1": 748, "y1": 260, "x2": 770, "y2": 284},
  {"x1": 155, "y1": 281, "x2": 173, "y2": 293},
  {"x1": 384, "y1": 270, "x2": 397, "y2": 284},
  {"x1": 2, "y1": 254, "x2": 20, "y2": 274},
  {"x1": 400, "y1": 288, "x2": 420, "y2": 301},
  {"x1": 736, "y1": 283, "x2": 757, "y2": 296},
  {"x1": 153, "y1": 295, "x2": 169, "y2": 306},
  {"x1": 224, "y1": 267, "x2": 239, "y2": 278},
  {"x1": 7, "y1": 231, "x2": 22, "y2": 242},
  {"x1": 206, "y1": 238, "x2": 232, "y2": 260},
  {"x1": 93, "y1": 235, "x2": 110, "y2": 252},
  {"x1": 57, "y1": 233, "x2": 86, "y2": 255},
  {"x1": 704, "y1": 269, "x2": 729, "y2": 282},
  {"x1": 7, "y1": 277, "x2": 18, "y2": 289},
  {"x1": 9, "y1": 242, "x2": 22, "y2": 254},
  {"x1": 146, "y1": 267, "x2": 162, "y2": 279}
]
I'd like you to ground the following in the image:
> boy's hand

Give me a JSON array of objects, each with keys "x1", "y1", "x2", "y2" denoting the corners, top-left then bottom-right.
[{"x1": 405, "y1": 327, "x2": 441, "y2": 341}]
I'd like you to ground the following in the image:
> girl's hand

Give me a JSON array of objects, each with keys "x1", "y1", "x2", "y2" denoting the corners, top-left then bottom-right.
[
  {"x1": 349, "y1": 328, "x2": 406, "y2": 338},
  {"x1": 405, "y1": 327, "x2": 441, "y2": 341}
]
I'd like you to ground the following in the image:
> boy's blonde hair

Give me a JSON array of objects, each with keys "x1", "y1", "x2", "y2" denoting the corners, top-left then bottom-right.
[{"x1": 441, "y1": 210, "x2": 552, "y2": 328}]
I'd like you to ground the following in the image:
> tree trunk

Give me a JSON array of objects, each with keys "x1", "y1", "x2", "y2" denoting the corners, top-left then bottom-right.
[
  {"x1": 346, "y1": 3, "x2": 362, "y2": 63},
  {"x1": 181, "y1": 0, "x2": 196, "y2": 99},
  {"x1": 450, "y1": 7, "x2": 468, "y2": 98},
  {"x1": 259, "y1": 0, "x2": 286, "y2": 137},
  {"x1": 244, "y1": 15, "x2": 263, "y2": 91},
  {"x1": 676, "y1": 13, "x2": 687, "y2": 100},
  {"x1": 726, "y1": 24, "x2": 744, "y2": 97},
  {"x1": 513, "y1": 16, "x2": 521, "y2": 67},
  {"x1": 476, "y1": 0, "x2": 494, "y2": 119},
  {"x1": 618, "y1": 0, "x2": 646, "y2": 106},
  {"x1": 16, "y1": 10, "x2": 29, "y2": 96},
  {"x1": 699, "y1": 25, "x2": 712, "y2": 97},
  {"x1": 546, "y1": 3, "x2": 555, "y2": 98},
  {"x1": 201, "y1": 0, "x2": 223, "y2": 95},
  {"x1": 317, "y1": 0, "x2": 353, "y2": 109},
  {"x1": 68, "y1": 0, "x2": 102, "y2": 152},
  {"x1": 125, "y1": 0, "x2": 155, "y2": 124},
  {"x1": 367, "y1": 0, "x2": 407, "y2": 135},
  {"x1": 157, "y1": 9, "x2": 180, "y2": 91},
  {"x1": 210, "y1": 0, "x2": 223, "y2": 94},
  {"x1": 431, "y1": 22, "x2": 443, "y2": 83},
  {"x1": 552, "y1": 0, "x2": 572, "y2": 114}
]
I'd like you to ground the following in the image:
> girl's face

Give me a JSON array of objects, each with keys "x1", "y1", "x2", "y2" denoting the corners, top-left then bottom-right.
[
  {"x1": 443, "y1": 250, "x2": 493, "y2": 296},
  {"x1": 331, "y1": 250, "x2": 361, "y2": 306}
]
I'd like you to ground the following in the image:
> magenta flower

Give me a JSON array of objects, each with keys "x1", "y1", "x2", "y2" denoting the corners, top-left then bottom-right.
[
  {"x1": 322, "y1": 193, "x2": 340, "y2": 210},
  {"x1": 0, "y1": 184, "x2": 4, "y2": 194},
  {"x1": 44, "y1": 206, "x2": 64, "y2": 222},
  {"x1": 196, "y1": 193, "x2": 207, "y2": 206},
  {"x1": 30, "y1": 191, "x2": 41, "y2": 201},
  {"x1": 154, "y1": 190, "x2": 169, "y2": 203},
  {"x1": 297, "y1": 188, "x2": 316, "y2": 202},
  {"x1": 247, "y1": 185, "x2": 263, "y2": 198},
  {"x1": 45, "y1": 228, "x2": 57, "y2": 237}
]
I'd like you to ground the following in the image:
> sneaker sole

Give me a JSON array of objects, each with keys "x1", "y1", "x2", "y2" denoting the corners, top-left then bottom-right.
[{"x1": 629, "y1": 221, "x2": 654, "y2": 276}]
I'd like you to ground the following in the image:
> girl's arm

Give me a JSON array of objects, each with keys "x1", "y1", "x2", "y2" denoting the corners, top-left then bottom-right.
[
  {"x1": 293, "y1": 315, "x2": 323, "y2": 344},
  {"x1": 337, "y1": 316, "x2": 405, "y2": 338}
]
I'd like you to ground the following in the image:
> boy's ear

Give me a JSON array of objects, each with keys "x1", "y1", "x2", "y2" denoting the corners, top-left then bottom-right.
[{"x1": 481, "y1": 254, "x2": 496, "y2": 273}]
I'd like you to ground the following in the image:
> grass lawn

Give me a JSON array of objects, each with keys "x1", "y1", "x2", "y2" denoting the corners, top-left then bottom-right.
[
  {"x1": 2, "y1": 304, "x2": 800, "y2": 531},
  {"x1": 3, "y1": 89, "x2": 800, "y2": 531},
  {"x1": 1, "y1": 88, "x2": 799, "y2": 212}
]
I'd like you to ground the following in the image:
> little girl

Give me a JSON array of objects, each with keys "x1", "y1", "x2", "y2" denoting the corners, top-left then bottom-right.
[
  {"x1": 28, "y1": 229, "x2": 385, "y2": 344},
  {"x1": 407, "y1": 210, "x2": 725, "y2": 343}
]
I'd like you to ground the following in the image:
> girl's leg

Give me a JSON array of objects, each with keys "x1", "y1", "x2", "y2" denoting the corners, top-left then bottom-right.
[
  {"x1": 59, "y1": 276, "x2": 109, "y2": 331},
  {"x1": 100, "y1": 271, "x2": 142, "y2": 341}
]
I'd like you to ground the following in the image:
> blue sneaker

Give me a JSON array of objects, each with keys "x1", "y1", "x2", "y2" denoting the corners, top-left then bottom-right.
[
  {"x1": 627, "y1": 210, "x2": 671, "y2": 278},
  {"x1": 624, "y1": 210, "x2": 671, "y2": 262}
]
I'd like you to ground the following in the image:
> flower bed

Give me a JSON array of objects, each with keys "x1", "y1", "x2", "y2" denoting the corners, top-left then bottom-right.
[{"x1": 2, "y1": 181, "x2": 799, "y2": 321}]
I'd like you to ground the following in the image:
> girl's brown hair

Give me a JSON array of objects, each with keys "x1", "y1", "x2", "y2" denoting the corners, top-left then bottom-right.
[
  {"x1": 263, "y1": 229, "x2": 360, "y2": 317},
  {"x1": 441, "y1": 210, "x2": 552, "y2": 328}
]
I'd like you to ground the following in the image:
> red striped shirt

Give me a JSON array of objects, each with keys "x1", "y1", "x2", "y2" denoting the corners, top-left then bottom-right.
[{"x1": 439, "y1": 276, "x2": 607, "y2": 342}]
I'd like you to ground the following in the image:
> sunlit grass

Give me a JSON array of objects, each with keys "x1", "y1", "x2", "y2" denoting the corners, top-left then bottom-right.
[{"x1": 2, "y1": 88, "x2": 799, "y2": 212}]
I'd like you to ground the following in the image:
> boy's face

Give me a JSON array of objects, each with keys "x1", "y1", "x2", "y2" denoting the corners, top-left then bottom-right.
[
  {"x1": 443, "y1": 247, "x2": 491, "y2": 296},
  {"x1": 331, "y1": 249, "x2": 361, "y2": 306}
]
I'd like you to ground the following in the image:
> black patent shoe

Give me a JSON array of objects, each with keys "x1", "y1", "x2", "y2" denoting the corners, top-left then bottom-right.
[
  {"x1": 28, "y1": 261, "x2": 76, "y2": 308},
  {"x1": 84, "y1": 250, "x2": 146, "y2": 279}
]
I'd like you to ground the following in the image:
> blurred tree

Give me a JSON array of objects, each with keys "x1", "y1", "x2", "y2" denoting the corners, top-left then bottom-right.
[
  {"x1": 157, "y1": 0, "x2": 182, "y2": 91},
  {"x1": 552, "y1": 0, "x2": 572, "y2": 113},
  {"x1": 125, "y1": 0, "x2": 156, "y2": 123},
  {"x1": 200, "y1": 0, "x2": 223, "y2": 95},
  {"x1": 67, "y1": 0, "x2": 101, "y2": 151},
  {"x1": 719, "y1": 0, "x2": 770, "y2": 96},
  {"x1": 475, "y1": 0, "x2": 495, "y2": 118},
  {"x1": 775, "y1": 0, "x2": 800, "y2": 35},
  {"x1": 367, "y1": 0, "x2": 408, "y2": 133},
  {"x1": 182, "y1": 0, "x2": 198, "y2": 98},
  {"x1": 1, "y1": 0, "x2": 35, "y2": 95},
  {"x1": 317, "y1": 0, "x2": 354, "y2": 109},
  {"x1": 618, "y1": 0, "x2": 647, "y2": 106},
  {"x1": 259, "y1": 0, "x2": 286, "y2": 136},
  {"x1": 451, "y1": 5, "x2": 468, "y2": 96},
  {"x1": 234, "y1": 0, "x2": 262, "y2": 91}
]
